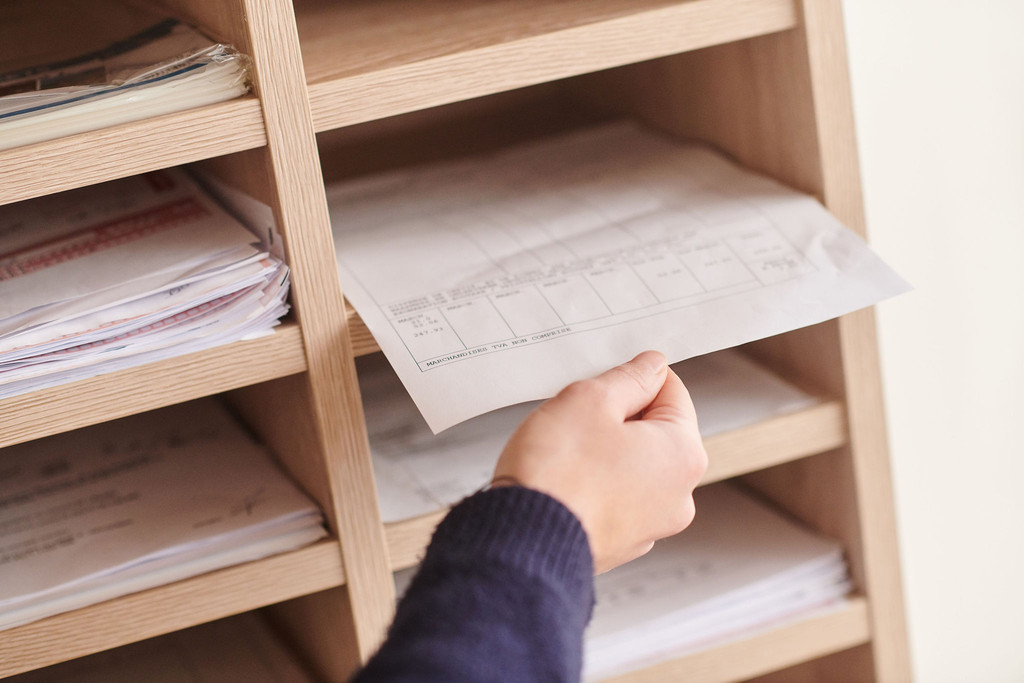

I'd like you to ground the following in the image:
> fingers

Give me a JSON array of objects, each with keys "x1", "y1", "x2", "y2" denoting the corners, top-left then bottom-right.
[
  {"x1": 590, "y1": 350, "x2": 669, "y2": 418},
  {"x1": 641, "y1": 367, "x2": 698, "y2": 426}
]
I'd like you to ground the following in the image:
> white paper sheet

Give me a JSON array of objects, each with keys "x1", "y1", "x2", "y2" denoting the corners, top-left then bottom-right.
[
  {"x1": 360, "y1": 349, "x2": 819, "y2": 523},
  {"x1": 0, "y1": 400, "x2": 326, "y2": 629},
  {"x1": 0, "y1": 170, "x2": 261, "y2": 324},
  {"x1": 330, "y1": 123, "x2": 908, "y2": 433},
  {"x1": 358, "y1": 352, "x2": 537, "y2": 523},
  {"x1": 583, "y1": 483, "x2": 850, "y2": 680}
]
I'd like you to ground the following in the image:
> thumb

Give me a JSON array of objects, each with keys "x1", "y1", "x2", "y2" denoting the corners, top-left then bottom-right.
[{"x1": 591, "y1": 350, "x2": 669, "y2": 419}]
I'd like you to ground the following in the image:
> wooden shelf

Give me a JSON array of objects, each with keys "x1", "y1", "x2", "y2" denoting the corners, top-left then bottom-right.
[
  {"x1": 602, "y1": 597, "x2": 871, "y2": 683},
  {"x1": 297, "y1": 0, "x2": 798, "y2": 131},
  {"x1": 0, "y1": 321, "x2": 307, "y2": 450},
  {"x1": 0, "y1": 540, "x2": 345, "y2": 678},
  {"x1": 384, "y1": 398, "x2": 848, "y2": 571},
  {"x1": 0, "y1": 98, "x2": 266, "y2": 207},
  {"x1": 345, "y1": 301, "x2": 379, "y2": 357}
]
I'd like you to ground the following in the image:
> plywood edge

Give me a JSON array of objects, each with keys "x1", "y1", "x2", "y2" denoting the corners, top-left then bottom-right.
[
  {"x1": 602, "y1": 596, "x2": 870, "y2": 683},
  {"x1": 345, "y1": 301, "x2": 379, "y2": 357},
  {"x1": 385, "y1": 509, "x2": 448, "y2": 572},
  {"x1": 0, "y1": 97, "x2": 266, "y2": 207},
  {"x1": 0, "y1": 321, "x2": 306, "y2": 449},
  {"x1": 309, "y1": 0, "x2": 797, "y2": 130},
  {"x1": 0, "y1": 539, "x2": 345, "y2": 678}
]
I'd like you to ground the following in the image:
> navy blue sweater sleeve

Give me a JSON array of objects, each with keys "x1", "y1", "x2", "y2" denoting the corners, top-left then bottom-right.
[{"x1": 352, "y1": 486, "x2": 595, "y2": 682}]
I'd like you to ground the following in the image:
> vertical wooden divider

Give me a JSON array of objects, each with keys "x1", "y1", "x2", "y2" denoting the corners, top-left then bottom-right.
[
  {"x1": 233, "y1": 0, "x2": 396, "y2": 667},
  {"x1": 796, "y1": 1, "x2": 911, "y2": 680}
]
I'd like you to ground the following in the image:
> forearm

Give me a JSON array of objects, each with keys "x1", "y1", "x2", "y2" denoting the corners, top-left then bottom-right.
[{"x1": 353, "y1": 486, "x2": 594, "y2": 683}]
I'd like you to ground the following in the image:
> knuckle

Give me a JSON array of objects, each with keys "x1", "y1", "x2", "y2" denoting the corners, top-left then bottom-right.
[
  {"x1": 691, "y1": 444, "x2": 709, "y2": 479},
  {"x1": 654, "y1": 405, "x2": 691, "y2": 424},
  {"x1": 668, "y1": 497, "x2": 697, "y2": 534}
]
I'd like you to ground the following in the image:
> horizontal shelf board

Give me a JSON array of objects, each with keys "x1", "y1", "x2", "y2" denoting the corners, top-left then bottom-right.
[
  {"x1": 0, "y1": 539, "x2": 345, "y2": 678},
  {"x1": 301, "y1": 0, "x2": 798, "y2": 130},
  {"x1": 602, "y1": 596, "x2": 870, "y2": 683},
  {"x1": 701, "y1": 399, "x2": 848, "y2": 484},
  {"x1": 0, "y1": 98, "x2": 266, "y2": 207},
  {"x1": 384, "y1": 399, "x2": 848, "y2": 571},
  {"x1": 0, "y1": 321, "x2": 307, "y2": 449}
]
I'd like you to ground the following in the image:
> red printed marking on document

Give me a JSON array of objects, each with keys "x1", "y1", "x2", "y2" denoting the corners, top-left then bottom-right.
[
  {"x1": 0, "y1": 289, "x2": 251, "y2": 371},
  {"x1": 0, "y1": 198, "x2": 209, "y2": 282}
]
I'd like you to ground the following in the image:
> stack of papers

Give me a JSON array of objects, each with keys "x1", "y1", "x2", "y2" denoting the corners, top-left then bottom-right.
[
  {"x1": 0, "y1": 0, "x2": 249, "y2": 150},
  {"x1": 329, "y1": 122, "x2": 908, "y2": 433},
  {"x1": 360, "y1": 348, "x2": 818, "y2": 523},
  {"x1": 391, "y1": 482, "x2": 850, "y2": 680},
  {"x1": 9, "y1": 611, "x2": 314, "y2": 682},
  {"x1": 0, "y1": 400, "x2": 327, "y2": 629},
  {"x1": 358, "y1": 352, "x2": 537, "y2": 523},
  {"x1": 584, "y1": 483, "x2": 850, "y2": 680},
  {"x1": 0, "y1": 169, "x2": 289, "y2": 399}
]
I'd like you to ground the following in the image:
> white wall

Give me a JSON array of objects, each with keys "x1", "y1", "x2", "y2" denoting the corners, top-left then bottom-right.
[{"x1": 843, "y1": 2, "x2": 1024, "y2": 681}]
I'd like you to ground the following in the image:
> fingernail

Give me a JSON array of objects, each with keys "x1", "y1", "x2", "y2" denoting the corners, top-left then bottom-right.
[{"x1": 633, "y1": 350, "x2": 667, "y2": 375}]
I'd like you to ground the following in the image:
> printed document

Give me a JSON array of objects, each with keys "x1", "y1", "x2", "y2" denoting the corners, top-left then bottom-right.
[
  {"x1": 584, "y1": 483, "x2": 850, "y2": 680},
  {"x1": 0, "y1": 169, "x2": 289, "y2": 399},
  {"x1": 330, "y1": 123, "x2": 907, "y2": 432},
  {"x1": 392, "y1": 482, "x2": 850, "y2": 680},
  {"x1": 0, "y1": 400, "x2": 325, "y2": 628}
]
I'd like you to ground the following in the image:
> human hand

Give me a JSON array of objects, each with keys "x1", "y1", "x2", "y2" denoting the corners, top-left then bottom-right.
[{"x1": 492, "y1": 350, "x2": 708, "y2": 574}]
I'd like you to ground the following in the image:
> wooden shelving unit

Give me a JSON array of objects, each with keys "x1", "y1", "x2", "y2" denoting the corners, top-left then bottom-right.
[{"x1": 0, "y1": 0, "x2": 910, "y2": 680}]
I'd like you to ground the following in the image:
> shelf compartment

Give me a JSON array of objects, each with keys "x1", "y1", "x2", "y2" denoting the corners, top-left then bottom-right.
[
  {"x1": 298, "y1": 0, "x2": 798, "y2": 131},
  {"x1": 384, "y1": 398, "x2": 848, "y2": 571},
  {"x1": 0, "y1": 539, "x2": 345, "y2": 678},
  {"x1": 0, "y1": 321, "x2": 307, "y2": 450},
  {"x1": 601, "y1": 596, "x2": 870, "y2": 683},
  {"x1": 0, "y1": 97, "x2": 266, "y2": 207}
]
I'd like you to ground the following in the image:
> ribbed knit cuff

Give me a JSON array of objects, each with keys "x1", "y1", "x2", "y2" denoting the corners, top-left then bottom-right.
[{"x1": 421, "y1": 486, "x2": 594, "y2": 608}]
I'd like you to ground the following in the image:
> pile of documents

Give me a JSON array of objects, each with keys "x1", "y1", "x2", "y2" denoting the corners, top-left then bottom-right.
[
  {"x1": 584, "y1": 483, "x2": 851, "y2": 680},
  {"x1": 0, "y1": 0, "x2": 249, "y2": 150},
  {"x1": 0, "y1": 400, "x2": 326, "y2": 629},
  {"x1": 0, "y1": 169, "x2": 289, "y2": 399},
  {"x1": 358, "y1": 352, "x2": 537, "y2": 523},
  {"x1": 390, "y1": 482, "x2": 850, "y2": 679},
  {"x1": 360, "y1": 349, "x2": 818, "y2": 523},
  {"x1": 329, "y1": 122, "x2": 908, "y2": 432},
  {"x1": 9, "y1": 611, "x2": 313, "y2": 682}
]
